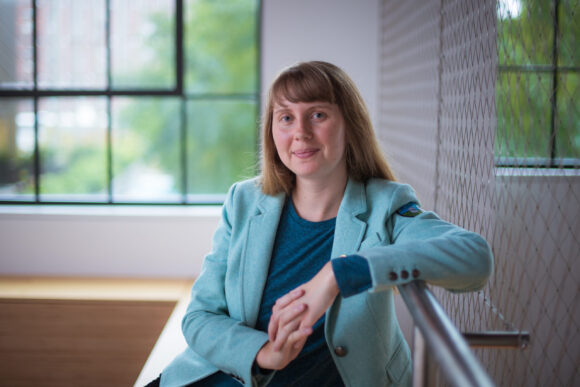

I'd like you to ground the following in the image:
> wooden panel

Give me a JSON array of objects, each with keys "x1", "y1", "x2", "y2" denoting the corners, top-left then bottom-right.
[
  {"x1": 0, "y1": 298, "x2": 176, "y2": 387},
  {"x1": 0, "y1": 277, "x2": 193, "y2": 301}
]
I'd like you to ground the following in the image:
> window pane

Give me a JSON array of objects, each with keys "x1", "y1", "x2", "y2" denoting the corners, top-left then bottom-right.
[
  {"x1": 558, "y1": 0, "x2": 579, "y2": 67},
  {"x1": 111, "y1": 0, "x2": 175, "y2": 89},
  {"x1": 0, "y1": 0, "x2": 33, "y2": 89},
  {"x1": 37, "y1": 0, "x2": 107, "y2": 89},
  {"x1": 497, "y1": 0, "x2": 554, "y2": 66},
  {"x1": 112, "y1": 97, "x2": 181, "y2": 202},
  {"x1": 496, "y1": 72, "x2": 552, "y2": 160},
  {"x1": 39, "y1": 97, "x2": 108, "y2": 201},
  {"x1": 185, "y1": 0, "x2": 258, "y2": 94},
  {"x1": 0, "y1": 98, "x2": 35, "y2": 200},
  {"x1": 555, "y1": 73, "x2": 580, "y2": 159},
  {"x1": 187, "y1": 99, "x2": 257, "y2": 194}
]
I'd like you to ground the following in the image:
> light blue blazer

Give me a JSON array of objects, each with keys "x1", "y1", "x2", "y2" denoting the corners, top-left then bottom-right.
[{"x1": 161, "y1": 178, "x2": 493, "y2": 387}]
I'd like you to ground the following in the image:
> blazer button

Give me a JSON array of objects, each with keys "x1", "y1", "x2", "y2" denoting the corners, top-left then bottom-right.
[
  {"x1": 401, "y1": 270, "x2": 409, "y2": 279},
  {"x1": 412, "y1": 269, "x2": 420, "y2": 278},
  {"x1": 389, "y1": 271, "x2": 398, "y2": 281},
  {"x1": 334, "y1": 346, "x2": 348, "y2": 357}
]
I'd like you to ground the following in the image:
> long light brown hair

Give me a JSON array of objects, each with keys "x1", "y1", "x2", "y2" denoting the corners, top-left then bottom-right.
[{"x1": 260, "y1": 61, "x2": 395, "y2": 195}]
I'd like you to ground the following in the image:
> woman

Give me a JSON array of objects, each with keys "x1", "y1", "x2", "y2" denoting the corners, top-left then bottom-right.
[{"x1": 153, "y1": 61, "x2": 493, "y2": 386}]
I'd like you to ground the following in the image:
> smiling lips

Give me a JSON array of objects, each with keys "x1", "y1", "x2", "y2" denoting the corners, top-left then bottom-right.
[{"x1": 292, "y1": 149, "x2": 319, "y2": 159}]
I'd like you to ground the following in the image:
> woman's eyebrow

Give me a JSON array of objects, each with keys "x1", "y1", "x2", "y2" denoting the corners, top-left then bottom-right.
[
  {"x1": 273, "y1": 101, "x2": 333, "y2": 113},
  {"x1": 310, "y1": 103, "x2": 332, "y2": 109},
  {"x1": 273, "y1": 102, "x2": 291, "y2": 111}
]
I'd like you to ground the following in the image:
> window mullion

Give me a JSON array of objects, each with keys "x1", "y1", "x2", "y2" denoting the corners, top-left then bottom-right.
[
  {"x1": 180, "y1": 98, "x2": 188, "y2": 204},
  {"x1": 32, "y1": 0, "x2": 40, "y2": 202},
  {"x1": 177, "y1": 0, "x2": 187, "y2": 203},
  {"x1": 106, "y1": 0, "x2": 113, "y2": 203},
  {"x1": 176, "y1": 0, "x2": 184, "y2": 94},
  {"x1": 549, "y1": 0, "x2": 560, "y2": 166}
]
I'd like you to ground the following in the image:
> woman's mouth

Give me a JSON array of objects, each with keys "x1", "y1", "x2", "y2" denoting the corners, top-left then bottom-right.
[{"x1": 292, "y1": 149, "x2": 319, "y2": 159}]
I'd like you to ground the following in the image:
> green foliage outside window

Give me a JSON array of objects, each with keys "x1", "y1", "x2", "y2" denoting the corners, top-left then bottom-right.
[
  {"x1": 113, "y1": 0, "x2": 259, "y2": 199},
  {"x1": 496, "y1": 0, "x2": 580, "y2": 164},
  {"x1": 0, "y1": 0, "x2": 260, "y2": 202}
]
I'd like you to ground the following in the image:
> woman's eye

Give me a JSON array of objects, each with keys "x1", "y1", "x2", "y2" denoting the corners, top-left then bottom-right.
[
  {"x1": 312, "y1": 112, "x2": 326, "y2": 120},
  {"x1": 280, "y1": 115, "x2": 291, "y2": 122}
]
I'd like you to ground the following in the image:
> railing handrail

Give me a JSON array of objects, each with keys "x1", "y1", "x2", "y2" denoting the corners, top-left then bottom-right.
[{"x1": 397, "y1": 281, "x2": 495, "y2": 387}]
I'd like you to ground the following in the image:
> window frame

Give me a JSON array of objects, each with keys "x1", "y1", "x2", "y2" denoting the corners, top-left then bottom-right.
[
  {"x1": 495, "y1": 0, "x2": 580, "y2": 169},
  {"x1": 0, "y1": 0, "x2": 262, "y2": 205}
]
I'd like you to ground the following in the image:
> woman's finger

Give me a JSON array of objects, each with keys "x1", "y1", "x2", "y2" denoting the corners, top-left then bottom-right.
[
  {"x1": 272, "y1": 288, "x2": 305, "y2": 313},
  {"x1": 287, "y1": 327, "x2": 312, "y2": 351},
  {"x1": 269, "y1": 289, "x2": 305, "y2": 341},
  {"x1": 268, "y1": 311, "x2": 280, "y2": 341},
  {"x1": 271, "y1": 303, "x2": 307, "y2": 347},
  {"x1": 272, "y1": 317, "x2": 301, "y2": 351}
]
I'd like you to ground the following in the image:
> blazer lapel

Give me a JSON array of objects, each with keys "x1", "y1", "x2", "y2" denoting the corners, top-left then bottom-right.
[
  {"x1": 331, "y1": 178, "x2": 368, "y2": 258},
  {"x1": 241, "y1": 191, "x2": 286, "y2": 326},
  {"x1": 326, "y1": 179, "x2": 368, "y2": 332}
]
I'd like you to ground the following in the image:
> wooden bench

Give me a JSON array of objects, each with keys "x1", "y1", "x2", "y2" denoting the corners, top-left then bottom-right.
[{"x1": 0, "y1": 277, "x2": 193, "y2": 387}]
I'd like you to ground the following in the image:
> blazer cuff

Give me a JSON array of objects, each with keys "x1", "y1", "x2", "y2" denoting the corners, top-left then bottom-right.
[{"x1": 332, "y1": 254, "x2": 372, "y2": 298}]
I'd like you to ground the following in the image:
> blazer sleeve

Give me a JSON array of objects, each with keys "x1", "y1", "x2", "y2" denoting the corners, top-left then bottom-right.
[
  {"x1": 181, "y1": 182, "x2": 269, "y2": 387},
  {"x1": 360, "y1": 185, "x2": 494, "y2": 293}
]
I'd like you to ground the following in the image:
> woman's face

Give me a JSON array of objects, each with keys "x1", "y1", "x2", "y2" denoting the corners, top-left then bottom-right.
[{"x1": 271, "y1": 97, "x2": 347, "y2": 185}]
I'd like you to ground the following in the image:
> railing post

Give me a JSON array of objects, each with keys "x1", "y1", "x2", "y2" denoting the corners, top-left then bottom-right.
[
  {"x1": 412, "y1": 327, "x2": 427, "y2": 387},
  {"x1": 398, "y1": 281, "x2": 495, "y2": 387},
  {"x1": 463, "y1": 331, "x2": 530, "y2": 349}
]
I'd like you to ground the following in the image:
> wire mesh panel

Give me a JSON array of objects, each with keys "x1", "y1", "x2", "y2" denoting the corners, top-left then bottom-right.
[
  {"x1": 485, "y1": 0, "x2": 579, "y2": 385},
  {"x1": 377, "y1": 0, "x2": 441, "y2": 211},
  {"x1": 379, "y1": 0, "x2": 580, "y2": 386}
]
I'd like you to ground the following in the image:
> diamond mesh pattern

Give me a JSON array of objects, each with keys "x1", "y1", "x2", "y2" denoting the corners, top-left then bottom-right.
[{"x1": 379, "y1": 0, "x2": 580, "y2": 386}]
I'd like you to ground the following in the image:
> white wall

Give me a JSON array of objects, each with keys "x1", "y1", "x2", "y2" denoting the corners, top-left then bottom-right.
[
  {"x1": 0, "y1": 0, "x2": 381, "y2": 278},
  {"x1": 0, "y1": 206, "x2": 220, "y2": 278},
  {"x1": 261, "y1": 0, "x2": 380, "y2": 126}
]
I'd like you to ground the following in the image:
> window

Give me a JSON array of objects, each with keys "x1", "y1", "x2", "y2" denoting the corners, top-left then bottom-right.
[
  {"x1": 0, "y1": 0, "x2": 260, "y2": 204},
  {"x1": 496, "y1": 0, "x2": 579, "y2": 168}
]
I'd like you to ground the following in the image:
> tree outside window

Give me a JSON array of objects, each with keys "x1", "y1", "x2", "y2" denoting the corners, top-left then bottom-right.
[
  {"x1": 496, "y1": 0, "x2": 579, "y2": 168},
  {"x1": 0, "y1": 0, "x2": 260, "y2": 204}
]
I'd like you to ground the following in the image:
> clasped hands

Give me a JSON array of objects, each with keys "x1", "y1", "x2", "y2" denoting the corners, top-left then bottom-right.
[{"x1": 255, "y1": 261, "x2": 339, "y2": 371}]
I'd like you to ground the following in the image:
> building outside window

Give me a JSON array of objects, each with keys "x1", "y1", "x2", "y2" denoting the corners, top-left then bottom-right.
[{"x1": 0, "y1": 0, "x2": 260, "y2": 204}]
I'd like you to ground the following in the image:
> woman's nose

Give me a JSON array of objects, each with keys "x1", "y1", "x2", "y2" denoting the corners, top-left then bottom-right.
[{"x1": 294, "y1": 117, "x2": 312, "y2": 140}]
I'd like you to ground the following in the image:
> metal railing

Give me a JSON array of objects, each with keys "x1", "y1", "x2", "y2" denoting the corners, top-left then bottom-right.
[{"x1": 397, "y1": 281, "x2": 530, "y2": 387}]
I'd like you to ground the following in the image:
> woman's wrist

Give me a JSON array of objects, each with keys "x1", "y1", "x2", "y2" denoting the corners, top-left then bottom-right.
[{"x1": 323, "y1": 261, "x2": 340, "y2": 297}]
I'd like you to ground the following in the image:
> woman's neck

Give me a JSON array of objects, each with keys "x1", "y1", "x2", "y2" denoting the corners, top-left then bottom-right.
[{"x1": 291, "y1": 176, "x2": 347, "y2": 222}]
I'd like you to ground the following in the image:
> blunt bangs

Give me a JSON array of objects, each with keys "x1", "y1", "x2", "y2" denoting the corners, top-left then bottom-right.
[{"x1": 270, "y1": 65, "x2": 337, "y2": 106}]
